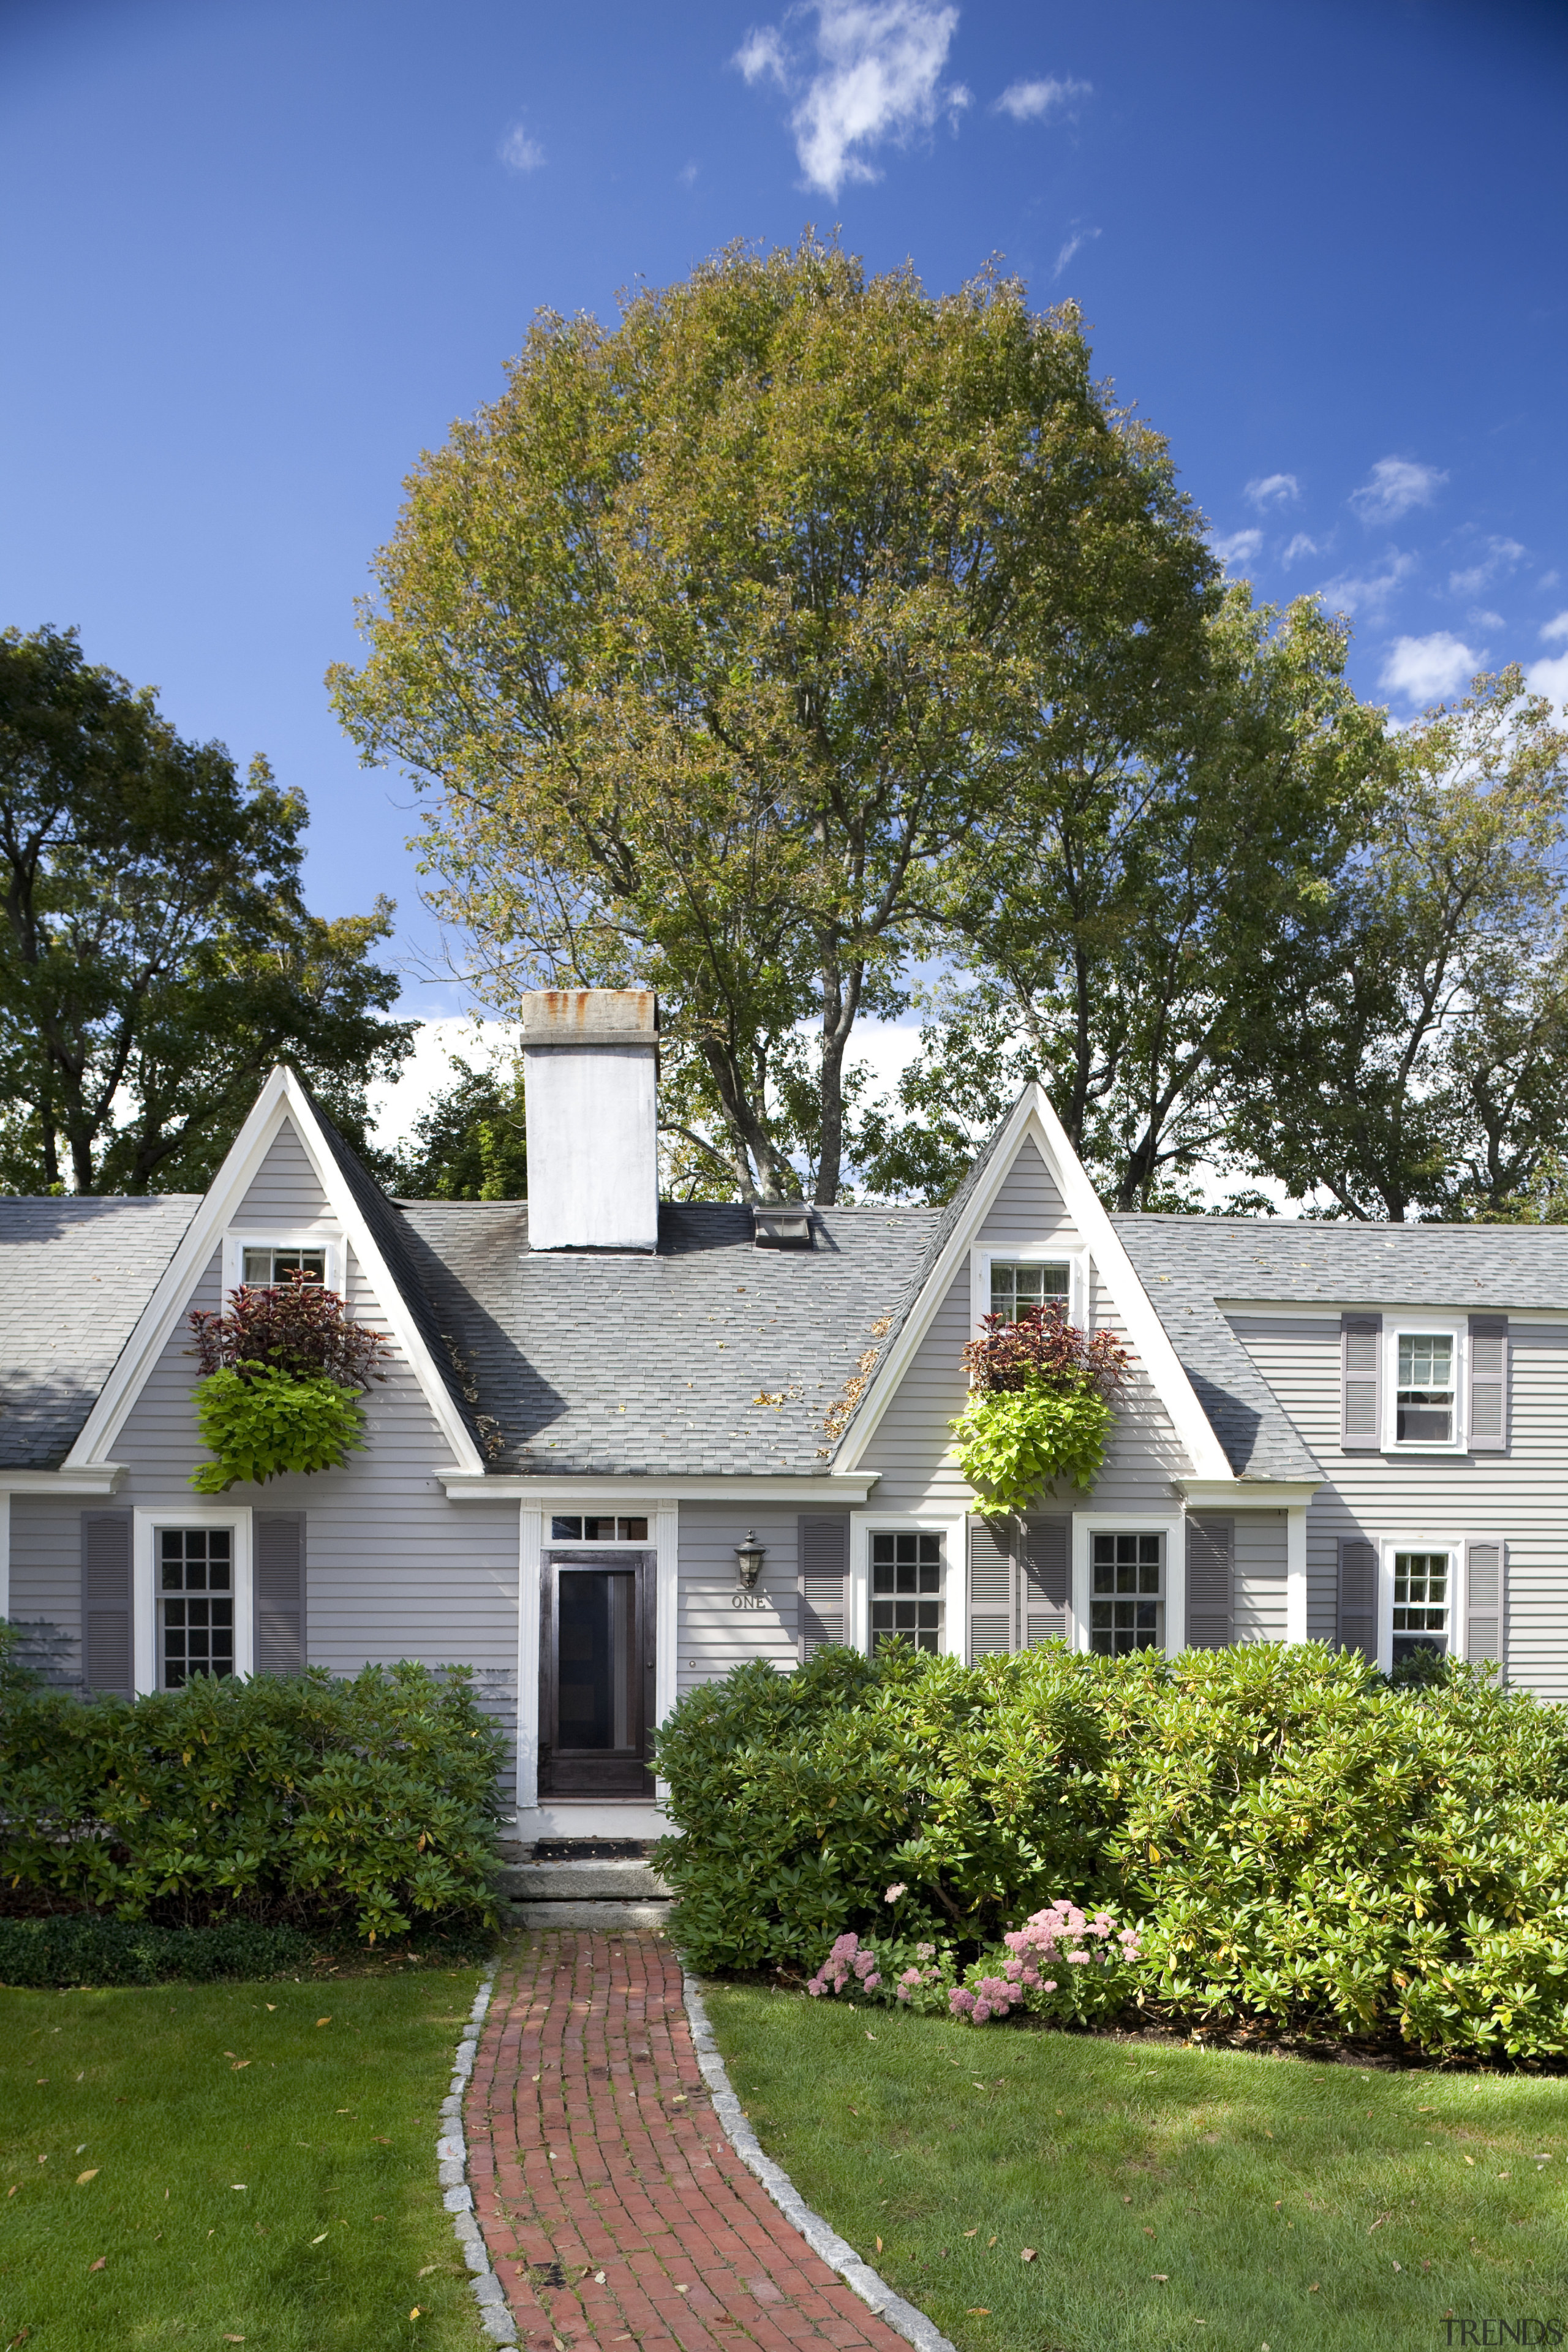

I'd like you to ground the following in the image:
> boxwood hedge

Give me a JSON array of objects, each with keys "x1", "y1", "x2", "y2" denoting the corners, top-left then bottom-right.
[
  {"x1": 652, "y1": 1640, "x2": 1568, "y2": 2060},
  {"x1": 0, "y1": 1646, "x2": 506, "y2": 1950}
]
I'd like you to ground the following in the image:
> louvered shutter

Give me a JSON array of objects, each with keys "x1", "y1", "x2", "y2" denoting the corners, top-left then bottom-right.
[
  {"x1": 1020, "y1": 1517, "x2": 1069, "y2": 1647},
  {"x1": 968, "y1": 1516, "x2": 1016, "y2": 1656},
  {"x1": 81, "y1": 1510, "x2": 134, "y2": 1697},
  {"x1": 1186, "y1": 1516, "x2": 1234, "y2": 1650},
  {"x1": 797, "y1": 1512, "x2": 850, "y2": 1658},
  {"x1": 1337, "y1": 1536, "x2": 1378, "y2": 1660},
  {"x1": 254, "y1": 1513, "x2": 307, "y2": 1675},
  {"x1": 1468, "y1": 1317, "x2": 1509, "y2": 1453},
  {"x1": 1341, "y1": 1314, "x2": 1383, "y2": 1450},
  {"x1": 1465, "y1": 1540, "x2": 1504, "y2": 1666}
]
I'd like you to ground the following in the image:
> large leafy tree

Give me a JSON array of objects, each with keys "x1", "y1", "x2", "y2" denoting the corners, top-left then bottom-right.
[
  {"x1": 854, "y1": 590, "x2": 1392, "y2": 1209},
  {"x1": 0, "y1": 624, "x2": 415, "y2": 1194},
  {"x1": 1226, "y1": 666, "x2": 1568, "y2": 1221},
  {"x1": 330, "y1": 235, "x2": 1219, "y2": 1203},
  {"x1": 390, "y1": 1052, "x2": 528, "y2": 1199}
]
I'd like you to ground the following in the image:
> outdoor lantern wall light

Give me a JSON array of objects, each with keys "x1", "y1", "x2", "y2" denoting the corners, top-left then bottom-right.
[{"x1": 733, "y1": 1531, "x2": 766, "y2": 1589}]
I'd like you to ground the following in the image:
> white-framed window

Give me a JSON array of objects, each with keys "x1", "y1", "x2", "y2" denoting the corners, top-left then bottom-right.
[
  {"x1": 1071, "y1": 1513, "x2": 1186, "y2": 1658},
  {"x1": 548, "y1": 1515, "x2": 649, "y2": 1543},
  {"x1": 1390, "y1": 1547, "x2": 1450, "y2": 1664},
  {"x1": 852, "y1": 1517, "x2": 965, "y2": 1659},
  {"x1": 1385, "y1": 1317, "x2": 1465, "y2": 1451},
  {"x1": 132, "y1": 1507, "x2": 252, "y2": 1697},
  {"x1": 970, "y1": 1246, "x2": 1088, "y2": 1333},
  {"x1": 222, "y1": 1231, "x2": 345, "y2": 1298}
]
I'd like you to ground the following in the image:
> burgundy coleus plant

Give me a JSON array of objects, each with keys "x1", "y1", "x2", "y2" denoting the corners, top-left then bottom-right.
[
  {"x1": 189, "y1": 1273, "x2": 389, "y2": 1392},
  {"x1": 960, "y1": 1302, "x2": 1129, "y2": 1399}
]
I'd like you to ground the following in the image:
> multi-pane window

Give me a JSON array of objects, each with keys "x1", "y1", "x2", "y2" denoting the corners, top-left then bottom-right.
[
  {"x1": 1090, "y1": 1532, "x2": 1162, "y2": 1656},
  {"x1": 1392, "y1": 1550, "x2": 1449, "y2": 1662},
  {"x1": 159, "y1": 1528, "x2": 234, "y2": 1687},
  {"x1": 241, "y1": 1246, "x2": 326, "y2": 1287},
  {"x1": 990, "y1": 1262, "x2": 1071, "y2": 1322},
  {"x1": 871, "y1": 1532, "x2": 943, "y2": 1654},
  {"x1": 549, "y1": 1516, "x2": 649, "y2": 1542},
  {"x1": 1396, "y1": 1334, "x2": 1455, "y2": 1443}
]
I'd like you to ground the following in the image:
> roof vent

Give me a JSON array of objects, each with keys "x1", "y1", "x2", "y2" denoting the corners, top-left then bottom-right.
[{"x1": 752, "y1": 1204, "x2": 814, "y2": 1250}]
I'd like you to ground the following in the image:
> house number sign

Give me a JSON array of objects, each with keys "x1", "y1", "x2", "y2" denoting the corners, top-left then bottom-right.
[{"x1": 731, "y1": 1592, "x2": 771, "y2": 1610}]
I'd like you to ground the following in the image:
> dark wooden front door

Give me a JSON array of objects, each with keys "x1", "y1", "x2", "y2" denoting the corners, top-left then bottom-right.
[{"x1": 538, "y1": 1550, "x2": 656, "y2": 1798}]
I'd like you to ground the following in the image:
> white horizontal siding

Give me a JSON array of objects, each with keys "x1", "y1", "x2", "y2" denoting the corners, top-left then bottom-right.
[
  {"x1": 8, "y1": 1495, "x2": 86, "y2": 1682},
  {"x1": 974, "y1": 1136, "x2": 1076, "y2": 1250},
  {"x1": 1234, "y1": 1508, "x2": 1288, "y2": 1642},
  {"x1": 1232, "y1": 1313, "x2": 1568, "y2": 1698},
  {"x1": 676, "y1": 1503, "x2": 799, "y2": 1695},
  {"x1": 234, "y1": 1118, "x2": 339, "y2": 1227}
]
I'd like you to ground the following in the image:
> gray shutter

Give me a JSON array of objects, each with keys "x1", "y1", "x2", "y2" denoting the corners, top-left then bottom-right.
[
  {"x1": 254, "y1": 1513, "x2": 306, "y2": 1675},
  {"x1": 797, "y1": 1512, "x2": 849, "y2": 1658},
  {"x1": 1465, "y1": 1540, "x2": 1503, "y2": 1666},
  {"x1": 1341, "y1": 1314, "x2": 1383, "y2": 1450},
  {"x1": 1186, "y1": 1515, "x2": 1234, "y2": 1650},
  {"x1": 81, "y1": 1510, "x2": 134, "y2": 1698},
  {"x1": 1337, "y1": 1535, "x2": 1378, "y2": 1660},
  {"x1": 968, "y1": 1516, "x2": 1016, "y2": 1656},
  {"x1": 1020, "y1": 1517, "x2": 1069, "y2": 1647},
  {"x1": 1468, "y1": 1317, "x2": 1509, "y2": 1453}
]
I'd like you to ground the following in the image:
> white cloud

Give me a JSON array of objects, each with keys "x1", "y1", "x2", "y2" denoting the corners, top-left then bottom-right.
[
  {"x1": 1281, "y1": 533, "x2": 1319, "y2": 567},
  {"x1": 1349, "y1": 456, "x2": 1447, "y2": 524},
  {"x1": 1449, "y1": 536, "x2": 1526, "y2": 597},
  {"x1": 1212, "y1": 529, "x2": 1263, "y2": 569},
  {"x1": 734, "y1": 24, "x2": 789, "y2": 85},
  {"x1": 1526, "y1": 647, "x2": 1568, "y2": 718},
  {"x1": 1379, "y1": 631, "x2": 1478, "y2": 704},
  {"x1": 733, "y1": 1, "x2": 967, "y2": 196},
  {"x1": 1314, "y1": 549, "x2": 1418, "y2": 619},
  {"x1": 1540, "y1": 609, "x2": 1568, "y2": 645},
  {"x1": 1469, "y1": 608, "x2": 1505, "y2": 631},
  {"x1": 1051, "y1": 224, "x2": 1099, "y2": 279},
  {"x1": 677, "y1": 159, "x2": 699, "y2": 187},
  {"x1": 994, "y1": 74, "x2": 1091, "y2": 122},
  {"x1": 499, "y1": 124, "x2": 545, "y2": 172},
  {"x1": 1246, "y1": 473, "x2": 1299, "y2": 510}
]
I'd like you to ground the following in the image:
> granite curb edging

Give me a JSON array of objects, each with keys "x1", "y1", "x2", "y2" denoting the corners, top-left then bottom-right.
[
  {"x1": 438, "y1": 1972, "x2": 519, "y2": 2344},
  {"x1": 679, "y1": 1969, "x2": 959, "y2": 2352}
]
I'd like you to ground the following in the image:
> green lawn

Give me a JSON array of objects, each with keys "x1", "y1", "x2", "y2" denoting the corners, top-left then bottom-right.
[
  {"x1": 703, "y1": 1981, "x2": 1568, "y2": 2352},
  {"x1": 0, "y1": 1962, "x2": 489, "y2": 2350}
]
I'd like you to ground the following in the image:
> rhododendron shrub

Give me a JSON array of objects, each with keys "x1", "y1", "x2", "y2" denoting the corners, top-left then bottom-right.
[{"x1": 654, "y1": 1637, "x2": 1568, "y2": 2059}]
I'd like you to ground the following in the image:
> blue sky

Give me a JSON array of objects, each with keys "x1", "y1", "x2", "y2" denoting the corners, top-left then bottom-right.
[{"x1": 2, "y1": 0, "x2": 1566, "y2": 1118}]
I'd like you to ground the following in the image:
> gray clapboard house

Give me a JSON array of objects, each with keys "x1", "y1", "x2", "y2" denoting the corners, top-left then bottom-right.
[{"x1": 1, "y1": 989, "x2": 1561, "y2": 1842}]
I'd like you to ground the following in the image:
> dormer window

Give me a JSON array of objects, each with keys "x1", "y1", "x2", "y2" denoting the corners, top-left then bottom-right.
[
  {"x1": 241, "y1": 1245, "x2": 326, "y2": 1287},
  {"x1": 1395, "y1": 1333, "x2": 1455, "y2": 1444},
  {"x1": 990, "y1": 1261, "x2": 1071, "y2": 1321}
]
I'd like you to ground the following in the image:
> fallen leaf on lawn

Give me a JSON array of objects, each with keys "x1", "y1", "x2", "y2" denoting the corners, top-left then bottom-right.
[
  {"x1": 231, "y1": 2184, "x2": 247, "y2": 2191},
  {"x1": 1152, "y1": 2273, "x2": 1169, "y2": 2283},
  {"x1": 311, "y1": 2232, "x2": 328, "y2": 2244},
  {"x1": 418, "y1": 2264, "x2": 438, "y2": 2277},
  {"x1": 77, "y1": 2169, "x2": 98, "y2": 2184},
  {"x1": 987, "y1": 2235, "x2": 997, "y2": 2247},
  {"x1": 875, "y1": 2237, "x2": 883, "y2": 2252},
  {"x1": 374, "y1": 2135, "x2": 391, "y2": 2144},
  {"x1": 1123, "y1": 2196, "x2": 1132, "y2": 2206},
  {"x1": 7, "y1": 2186, "x2": 17, "y2": 2197},
  {"x1": 316, "y1": 2017, "x2": 331, "y2": 2027},
  {"x1": 1308, "y1": 2283, "x2": 1320, "y2": 2293},
  {"x1": 1368, "y1": 2213, "x2": 1390, "y2": 2232},
  {"x1": 1498, "y1": 2172, "x2": 1512, "y2": 2179},
  {"x1": 265, "y1": 2003, "x2": 276, "y2": 2011},
  {"x1": 75, "y1": 2146, "x2": 87, "y2": 2155},
  {"x1": 1392, "y1": 2261, "x2": 1403, "y2": 2272},
  {"x1": 75, "y1": 2071, "x2": 84, "y2": 2083},
  {"x1": 1464, "y1": 2156, "x2": 1476, "y2": 2166},
  {"x1": 409, "y1": 2311, "x2": 421, "y2": 2323},
  {"x1": 89, "y1": 2257, "x2": 106, "y2": 2271},
  {"x1": 967, "y1": 2310, "x2": 990, "y2": 2316},
  {"x1": 963, "y1": 2228, "x2": 978, "y2": 2237},
  {"x1": 1020, "y1": 2248, "x2": 1036, "y2": 2263},
  {"x1": 232, "y1": 2060, "x2": 251, "y2": 2071}
]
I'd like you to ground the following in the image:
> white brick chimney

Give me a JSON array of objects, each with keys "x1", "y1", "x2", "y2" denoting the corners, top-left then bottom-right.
[{"x1": 520, "y1": 990, "x2": 659, "y2": 1251}]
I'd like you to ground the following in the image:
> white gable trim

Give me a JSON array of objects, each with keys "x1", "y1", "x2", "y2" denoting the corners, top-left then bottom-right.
[
  {"x1": 64, "y1": 1066, "x2": 484, "y2": 1475},
  {"x1": 837, "y1": 1085, "x2": 1234, "y2": 1483}
]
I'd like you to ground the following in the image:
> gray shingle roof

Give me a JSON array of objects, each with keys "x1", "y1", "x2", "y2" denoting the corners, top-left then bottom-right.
[
  {"x1": 396, "y1": 1199, "x2": 940, "y2": 1476},
  {"x1": 0, "y1": 1195, "x2": 199, "y2": 1467}
]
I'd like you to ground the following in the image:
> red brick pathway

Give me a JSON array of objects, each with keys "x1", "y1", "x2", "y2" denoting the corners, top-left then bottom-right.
[{"x1": 466, "y1": 1932, "x2": 913, "y2": 2352}]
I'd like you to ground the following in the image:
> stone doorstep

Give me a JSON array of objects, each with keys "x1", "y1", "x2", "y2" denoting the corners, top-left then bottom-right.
[
  {"x1": 505, "y1": 1898, "x2": 673, "y2": 1931},
  {"x1": 497, "y1": 1856, "x2": 670, "y2": 1901}
]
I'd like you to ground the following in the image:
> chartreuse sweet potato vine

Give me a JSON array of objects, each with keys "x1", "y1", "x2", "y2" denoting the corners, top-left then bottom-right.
[
  {"x1": 187, "y1": 1273, "x2": 388, "y2": 1492},
  {"x1": 949, "y1": 1303, "x2": 1129, "y2": 1512}
]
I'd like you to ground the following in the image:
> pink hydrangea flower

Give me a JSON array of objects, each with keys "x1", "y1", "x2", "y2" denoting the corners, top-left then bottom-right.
[{"x1": 884, "y1": 1883, "x2": 907, "y2": 1902}]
